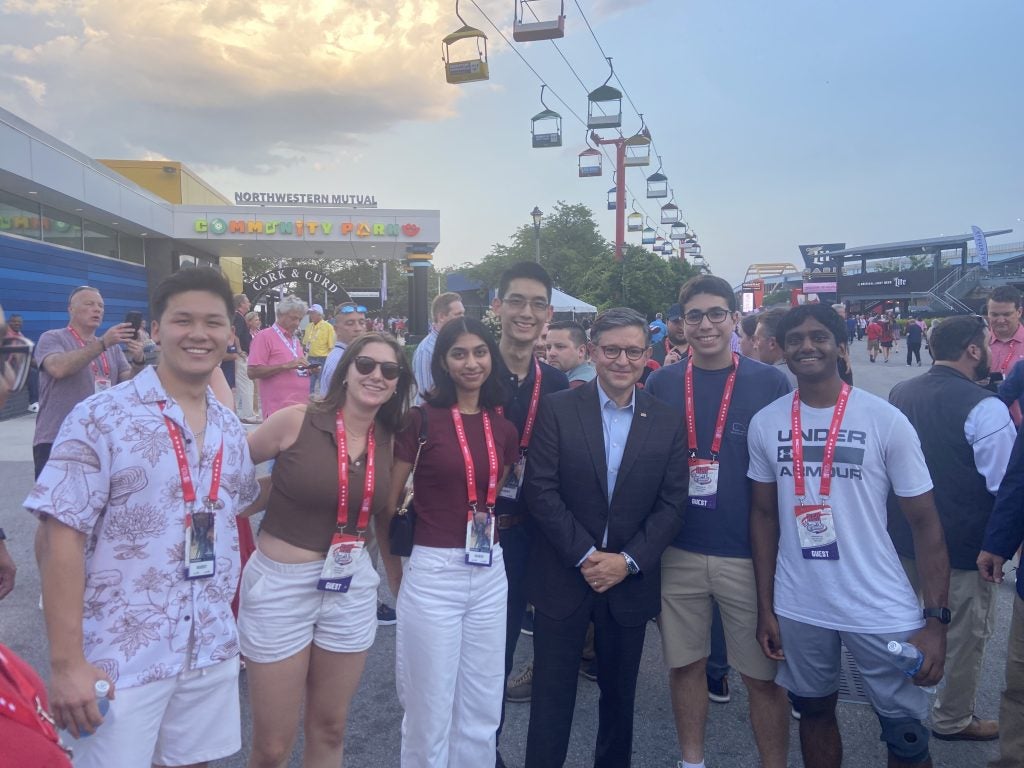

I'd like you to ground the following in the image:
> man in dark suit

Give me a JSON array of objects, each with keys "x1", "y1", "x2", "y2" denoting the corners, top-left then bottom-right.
[{"x1": 524, "y1": 307, "x2": 688, "y2": 768}]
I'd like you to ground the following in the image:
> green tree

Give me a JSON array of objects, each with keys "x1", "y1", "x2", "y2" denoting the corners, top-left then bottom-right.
[{"x1": 465, "y1": 202, "x2": 699, "y2": 318}]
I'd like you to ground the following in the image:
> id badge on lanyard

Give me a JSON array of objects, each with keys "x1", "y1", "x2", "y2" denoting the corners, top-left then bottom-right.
[
  {"x1": 688, "y1": 459, "x2": 720, "y2": 508},
  {"x1": 185, "y1": 502, "x2": 220, "y2": 578},
  {"x1": 684, "y1": 355, "x2": 738, "y2": 510},
  {"x1": 452, "y1": 407, "x2": 500, "y2": 567},
  {"x1": 790, "y1": 385, "x2": 850, "y2": 561},
  {"x1": 497, "y1": 359, "x2": 542, "y2": 502},
  {"x1": 498, "y1": 452, "x2": 527, "y2": 501},
  {"x1": 318, "y1": 413, "x2": 375, "y2": 592},
  {"x1": 318, "y1": 536, "x2": 365, "y2": 592},
  {"x1": 160, "y1": 403, "x2": 224, "y2": 580},
  {"x1": 271, "y1": 324, "x2": 306, "y2": 378}
]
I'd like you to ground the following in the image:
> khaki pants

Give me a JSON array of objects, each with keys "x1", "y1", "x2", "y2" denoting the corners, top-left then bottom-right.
[
  {"x1": 991, "y1": 594, "x2": 1024, "y2": 768},
  {"x1": 234, "y1": 356, "x2": 258, "y2": 420},
  {"x1": 902, "y1": 557, "x2": 997, "y2": 733}
]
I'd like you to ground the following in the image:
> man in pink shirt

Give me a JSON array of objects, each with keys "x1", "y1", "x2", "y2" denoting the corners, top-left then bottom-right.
[
  {"x1": 988, "y1": 285, "x2": 1024, "y2": 425},
  {"x1": 247, "y1": 295, "x2": 311, "y2": 417}
]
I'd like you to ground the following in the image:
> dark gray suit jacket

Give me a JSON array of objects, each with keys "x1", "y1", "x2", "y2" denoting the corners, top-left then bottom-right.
[{"x1": 523, "y1": 380, "x2": 688, "y2": 626}]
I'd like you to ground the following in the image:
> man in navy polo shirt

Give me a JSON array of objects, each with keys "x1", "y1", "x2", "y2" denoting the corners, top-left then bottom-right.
[
  {"x1": 491, "y1": 262, "x2": 569, "y2": 768},
  {"x1": 646, "y1": 275, "x2": 791, "y2": 768}
]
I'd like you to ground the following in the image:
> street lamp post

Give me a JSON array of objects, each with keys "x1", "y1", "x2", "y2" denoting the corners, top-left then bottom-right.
[{"x1": 531, "y1": 206, "x2": 543, "y2": 263}]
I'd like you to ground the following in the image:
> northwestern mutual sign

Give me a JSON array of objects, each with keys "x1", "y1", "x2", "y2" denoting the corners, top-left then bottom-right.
[{"x1": 234, "y1": 192, "x2": 378, "y2": 208}]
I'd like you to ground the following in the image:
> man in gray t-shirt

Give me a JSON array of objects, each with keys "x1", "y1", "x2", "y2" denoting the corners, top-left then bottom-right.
[{"x1": 33, "y1": 286, "x2": 143, "y2": 478}]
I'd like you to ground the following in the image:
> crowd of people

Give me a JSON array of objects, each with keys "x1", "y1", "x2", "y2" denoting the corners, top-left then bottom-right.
[{"x1": 6, "y1": 265, "x2": 1024, "y2": 768}]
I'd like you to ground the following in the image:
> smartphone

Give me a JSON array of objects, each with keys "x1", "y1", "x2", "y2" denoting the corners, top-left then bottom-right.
[{"x1": 125, "y1": 311, "x2": 143, "y2": 340}]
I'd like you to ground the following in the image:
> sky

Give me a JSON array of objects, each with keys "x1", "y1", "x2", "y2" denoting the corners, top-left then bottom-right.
[{"x1": 1, "y1": 0, "x2": 1021, "y2": 287}]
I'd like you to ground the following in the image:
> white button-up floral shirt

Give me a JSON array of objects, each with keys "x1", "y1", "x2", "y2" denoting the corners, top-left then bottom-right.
[{"x1": 25, "y1": 366, "x2": 259, "y2": 690}]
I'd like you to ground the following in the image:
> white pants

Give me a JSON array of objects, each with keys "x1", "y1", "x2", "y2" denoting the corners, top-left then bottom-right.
[
  {"x1": 396, "y1": 545, "x2": 507, "y2": 768},
  {"x1": 235, "y1": 356, "x2": 258, "y2": 420}
]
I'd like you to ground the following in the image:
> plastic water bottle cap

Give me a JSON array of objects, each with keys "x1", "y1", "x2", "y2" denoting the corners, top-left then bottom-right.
[
  {"x1": 886, "y1": 641, "x2": 901, "y2": 654},
  {"x1": 94, "y1": 680, "x2": 111, "y2": 698}
]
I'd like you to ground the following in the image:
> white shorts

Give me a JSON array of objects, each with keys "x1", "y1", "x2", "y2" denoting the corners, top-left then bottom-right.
[
  {"x1": 68, "y1": 656, "x2": 240, "y2": 768},
  {"x1": 238, "y1": 546, "x2": 379, "y2": 662}
]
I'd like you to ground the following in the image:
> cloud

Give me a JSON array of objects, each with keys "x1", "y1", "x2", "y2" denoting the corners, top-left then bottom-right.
[{"x1": 0, "y1": 0, "x2": 473, "y2": 169}]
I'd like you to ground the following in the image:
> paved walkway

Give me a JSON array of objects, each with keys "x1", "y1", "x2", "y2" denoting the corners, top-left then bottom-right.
[{"x1": 0, "y1": 339, "x2": 1008, "y2": 766}]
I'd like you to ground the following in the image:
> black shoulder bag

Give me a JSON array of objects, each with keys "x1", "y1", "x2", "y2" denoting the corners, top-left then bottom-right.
[{"x1": 388, "y1": 406, "x2": 428, "y2": 557}]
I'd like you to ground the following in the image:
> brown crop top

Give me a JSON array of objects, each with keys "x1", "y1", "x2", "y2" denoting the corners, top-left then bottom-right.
[{"x1": 260, "y1": 407, "x2": 393, "y2": 552}]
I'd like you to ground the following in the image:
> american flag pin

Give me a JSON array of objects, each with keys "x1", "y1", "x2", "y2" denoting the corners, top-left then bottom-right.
[{"x1": 640, "y1": 411, "x2": 647, "y2": 417}]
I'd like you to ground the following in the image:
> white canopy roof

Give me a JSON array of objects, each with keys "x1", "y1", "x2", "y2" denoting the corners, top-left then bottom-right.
[{"x1": 550, "y1": 287, "x2": 596, "y2": 314}]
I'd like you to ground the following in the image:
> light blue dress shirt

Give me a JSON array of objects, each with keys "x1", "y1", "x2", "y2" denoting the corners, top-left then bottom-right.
[
  {"x1": 318, "y1": 341, "x2": 347, "y2": 397},
  {"x1": 574, "y1": 383, "x2": 641, "y2": 573},
  {"x1": 597, "y1": 382, "x2": 636, "y2": 512},
  {"x1": 412, "y1": 326, "x2": 438, "y2": 406}
]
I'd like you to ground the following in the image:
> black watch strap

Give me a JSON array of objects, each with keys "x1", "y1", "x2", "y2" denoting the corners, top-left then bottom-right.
[{"x1": 923, "y1": 607, "x2": 951, "y2": 624}]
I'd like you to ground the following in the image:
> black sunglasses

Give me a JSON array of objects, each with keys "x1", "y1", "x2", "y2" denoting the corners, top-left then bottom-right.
[{"x1": 353, "y1": 356, "x2": 401, "y2": 380}]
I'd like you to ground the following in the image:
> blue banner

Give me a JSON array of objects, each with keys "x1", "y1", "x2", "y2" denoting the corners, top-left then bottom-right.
[{"x1": 972, "y1": 225, "x2": 989, "y2": 270}]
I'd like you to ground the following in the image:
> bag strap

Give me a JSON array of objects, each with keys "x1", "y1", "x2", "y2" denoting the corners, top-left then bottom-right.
[{"x1": 409, "y1": 405, "x2": 428, "y2": 478}]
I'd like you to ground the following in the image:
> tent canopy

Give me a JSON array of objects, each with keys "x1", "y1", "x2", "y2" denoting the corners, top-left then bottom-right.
[{"x1": 550, "y1": 287, "x2": 596, "y2": 314}]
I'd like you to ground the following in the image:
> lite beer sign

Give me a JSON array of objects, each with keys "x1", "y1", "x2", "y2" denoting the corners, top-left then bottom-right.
[{"x1": 193, "y1": 219, "x2": 421, "y2": 238}]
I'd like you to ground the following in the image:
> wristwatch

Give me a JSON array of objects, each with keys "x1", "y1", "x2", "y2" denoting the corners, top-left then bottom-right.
[
  {"x1": 621, "y1": 552, "x2": 640, "y2": 576},
  {"x1": 923, "y1": 607, "x2": 951, "y2": 624}
]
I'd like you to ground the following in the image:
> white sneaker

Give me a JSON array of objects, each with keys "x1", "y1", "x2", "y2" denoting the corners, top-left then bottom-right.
[{"x1": 28, "y1": 402, "x2": 39, "y2": 413}]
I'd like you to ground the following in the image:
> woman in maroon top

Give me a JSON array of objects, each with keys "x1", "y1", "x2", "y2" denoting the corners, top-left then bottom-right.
[
  {"x1": 240, "y1": 333, "x2": 412, "y2": 768},
  {"x1": 383, "y1": 318, "x2": 519, "y2": 767}
]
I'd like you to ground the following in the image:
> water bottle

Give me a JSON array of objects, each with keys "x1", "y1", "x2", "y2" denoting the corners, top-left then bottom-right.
[
  {"x1": 886, "y1": 641, "x2": 936, "y2": 694},
  {"x1": 67, "y1": 680, "x2": 111, "y2": 740}
]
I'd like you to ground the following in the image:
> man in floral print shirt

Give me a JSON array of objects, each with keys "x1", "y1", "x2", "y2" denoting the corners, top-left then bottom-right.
[{"x1": 26, "y1": 267, "x2": 259, "y2": 768}]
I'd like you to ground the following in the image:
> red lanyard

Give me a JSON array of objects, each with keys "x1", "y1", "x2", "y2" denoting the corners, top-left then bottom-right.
[
  {"x1": 497, "y1": 357, "x2": 543, "y2": 451},
  {"x1": 335, "y1": 412, "x2": 376, "y2": 534},
  {"x1": 159, "y1": 403, "x2": 223, "y2": 511},
  {"x1": 791, "y1": 384, "x2": 851, "y2": 501},
  {"x1": 684, "y1": 354, "x2": 738, "y2": 464},
  {"x1": 451, "y1": 407, "x2": 499, "y2": 509},
  {"x1": 272, "y1": 324, "x2": 300, "y2": 358},
  {"x1": 67, "y1": 325, "x2": 110, "y2": 378},
  {"x1": 999, "y1": 339, "x2": 1018, "y2": 374}
]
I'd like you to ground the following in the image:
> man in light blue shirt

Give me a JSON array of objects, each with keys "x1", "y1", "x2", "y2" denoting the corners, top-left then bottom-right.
[
  {"x1": 411, "y1": 292, "x2": 464, "y2": 404},
  {"x1": 318, "y1": 302, "x2": 366, "y2": 397}
]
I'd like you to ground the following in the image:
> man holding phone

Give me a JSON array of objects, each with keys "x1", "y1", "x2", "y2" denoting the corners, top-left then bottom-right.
[{"x1": 32, "y1": 285, "x2": 145, "y2": 478}]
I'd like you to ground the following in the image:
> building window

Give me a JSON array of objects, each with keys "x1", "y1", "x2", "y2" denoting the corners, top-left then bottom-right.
[
  {"x1": 119, "y1": 234, "x2": 145, "y2": 265},
  {"x1": 40, "y1": 206, "x2": 82, "y2": 250},
  {"x1": 83, "y1": 219, "x2": 117, "y2": 259},
  {"x1": 0, "y1": 190, "x2": 41, "y2": 240}
]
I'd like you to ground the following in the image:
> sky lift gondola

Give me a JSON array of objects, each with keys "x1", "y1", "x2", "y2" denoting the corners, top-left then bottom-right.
[
  {"x1": 641, "y1": 224, "x2": 656, "y2": 245},
  {"x1": 606, "y1": 171, "x2": 617, "y2": 210},
  {"x1": 442, "y1": 1, "x2": 489, "y2": 84},
  {"x1": 587, "y1": 58, "x2": 623, "y2": 129},
  {"x1": 627, "y1": 202, "x2": 642, "y2": 232},
  {"x1": 669, "y1": 221, "x2": 686, "y2": 241},
  {"x1": 513, "y1": 0, "x2": 565, "y2": 42},
  {"x1": 623, "y1": 118, "x2": 651, "y2": 167},
  {"x1": 578, "y1": 133, "x2": 602, "y2": 177},
  {"x1": 531, "y1": 85, "x2": 562, "y2": 148},
  {"x1": 646, "y1": 156, "x2": 668, "y2": 198},
  {"x1": 660, "y1": 190, "x2": 681, "y2": 224}
]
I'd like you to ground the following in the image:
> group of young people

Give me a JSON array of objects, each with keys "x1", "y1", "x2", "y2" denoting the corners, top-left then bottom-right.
[{"x1": 16, "y1": 260, "x2": 1024, "y2": 768}]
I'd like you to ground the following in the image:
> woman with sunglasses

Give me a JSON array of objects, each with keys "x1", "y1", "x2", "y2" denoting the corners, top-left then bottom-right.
[
  {"x1": 382, "y1": 317, "x2": 520, "y2": 767},
  {"x1": 239, "y1": 333, "x2": 411, "y2": 768}
]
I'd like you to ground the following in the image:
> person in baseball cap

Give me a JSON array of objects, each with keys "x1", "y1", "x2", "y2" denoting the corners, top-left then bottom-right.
[
  {"x1": 302, "y1": 304, "x2": 334, "y2": 391},
  {"x1": 652, "y1": 304, "x2": 688, "y2": 366}
]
